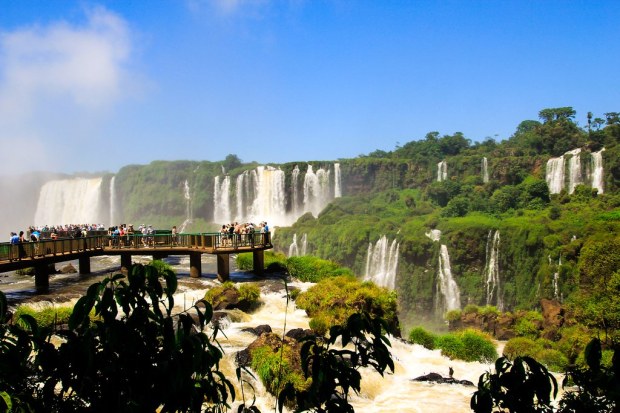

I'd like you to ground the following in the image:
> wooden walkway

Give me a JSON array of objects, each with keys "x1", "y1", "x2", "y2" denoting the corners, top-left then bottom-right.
[{"x1": 0, "y1": 232, "x2": 273, "y2": 291}]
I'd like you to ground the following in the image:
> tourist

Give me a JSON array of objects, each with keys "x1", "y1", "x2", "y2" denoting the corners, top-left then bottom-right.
[{"x1": 172, "y1": 225, "x2": 178, "y2": 246}]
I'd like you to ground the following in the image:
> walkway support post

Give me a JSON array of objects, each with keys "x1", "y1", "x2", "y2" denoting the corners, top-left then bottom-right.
[
  {"x1": 190, "y1": 252, "x2": 202, "y2": 278},
  {"x1": 121, "y1": 253, "x2": 132, "y2": 273},
  {"x1": 217, "y1": 254, "x2": 230, "y2": 282},
  {"x1": 34, "y1": 264, "x2": 49, "y2": 293},
  {"x1": 78, "y1": 256, "x2": 91, "y2": 274},
  {"x1": 252, "y1": 250, "x2": 264, "y2": 276}
]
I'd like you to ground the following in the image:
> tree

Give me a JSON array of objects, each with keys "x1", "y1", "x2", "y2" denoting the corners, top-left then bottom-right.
[
  {"x1": 223, "y1": 154, "x2": 242, "y2": 171},
  {"x1": 538, "y1": 107, "x2": 576, "y2": 124},
  {"x1": 604, "y1": 112, "x2": 620, "y2": 125}
]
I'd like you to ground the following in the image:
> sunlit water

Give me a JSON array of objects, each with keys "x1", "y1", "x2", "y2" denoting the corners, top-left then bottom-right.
[{"x1": 0, "y1": 255, "x2": 494, "y2": 412}]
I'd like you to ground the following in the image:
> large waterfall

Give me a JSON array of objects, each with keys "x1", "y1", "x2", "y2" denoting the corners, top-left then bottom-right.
[
  {"x1": 484, "y1": 230, "x2": 502, "y2": 310},
  {"x1": 437, "y1": 161, "x2": 447, "y2": 182},
  {"x1": 364, "y1": 235, "x2": 399, "y2": 290},
  {"x1": 34, "y1": 178, "x2": 105, "y2": 226},
  {"x1": 591, "y1": 148, "x2": 606, "y2": 194},
  {"x1": 436, "y1": 244, "x2": 461, "y2": 315},
  {"x1": 213, "y1": 163, "x2": 341, "y2": 226},
  {"x1": 546, "y1": 148, "x2": 606, "y2": 194},
  {"x1": 109, "y1": 176, "x2": 117, "y2": 226},
  {"x1": 482, "y1": 157, "x2": 489, "y2": 183},
  {"x1": 179, "y1": 179, "x2": 193, "y2": 232}
]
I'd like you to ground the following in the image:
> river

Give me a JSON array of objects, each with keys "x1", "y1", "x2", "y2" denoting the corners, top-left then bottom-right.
[{"x1": 0, "y1": 254, "x2": 492, "y2": 413}]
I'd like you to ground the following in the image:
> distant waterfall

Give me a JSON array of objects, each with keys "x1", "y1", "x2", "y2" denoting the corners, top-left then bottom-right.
[
  {"x1": 591, "y1": 148, "x2": 606, "y2": 194},
  {"x1": 435, "y1": 244, "x2": 461, "y2": 314},
  {"x1": 289, "y1": 234, "x2": 299, "y2": 257},
  {"x1": 34, "y1": 178, "x2": 104, "y2": 226},
  {"x1": 425, "y1": 229, "x2": 442, "y2": 242},
  {"x1": 109, "y1": 176, "x2": 117, "y2": 226},
  {"x1": 437, "y1": 161, "x2": 447, "y2": 182},
  {"x1": 484, "y1": 230, "x2": 502, "y2": 310},
  {"x1": 566, "y1": 148, "x2": 583, "y2": 194},
  {"x1": 249, "y1": 166, "x2": 286, "y2": 224},
  {"x1": 546, "y1": 155, "x2": 565, "y2": 194},
  {"x1": 213, "y1": 175, "x2": 231, "y2": 224},
  {"x1": 552, "y1": 256, "x2": 562, "y2": 301},
  {"x1": 334, "y1": 163, "x2": 342, "y2": 197},
  {"x1": 291, "y1": 165, "x2": 301, "y2": 217},
  {"x1": 303, "y1": 165, "x2": 332, "y2": 217},
  {"x1": 482, "y1": 157, "x2": 489, "y2": 183},
  {"x1": 301, "y1": 233, "x2": 307, "y2": 256},
  {"x1": 364, "y1": 235, "x2": 399, "y2": 290},
  {"x1": 179, "y1": 179, "x2": 193, "y2": 232}
]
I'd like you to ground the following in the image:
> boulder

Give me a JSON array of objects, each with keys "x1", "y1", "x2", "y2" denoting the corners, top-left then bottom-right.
[
  {"x1": 412, "y1": 372, "x2": 474, "y2": 387},
  {"x1": 242, "y1": 324, "x2": 273, "y2": 336},
  {"x1": 60, "y1": 263, "x2": 77, "y2": 274}
]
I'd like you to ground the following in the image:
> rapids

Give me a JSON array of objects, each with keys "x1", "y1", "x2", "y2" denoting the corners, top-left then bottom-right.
[{"x1": 1, "y1": 255, "x2": 493, "y2": 413}]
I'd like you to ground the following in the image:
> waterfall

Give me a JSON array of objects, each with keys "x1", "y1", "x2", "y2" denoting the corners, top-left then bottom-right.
[
  {"x1": 213, "y1": 175, "x2": 231, "y2": 224},
  {"x1": 179, "y1": 180, "x2": 193, "y2": 232},
  {"x1": 545, "y1": 155, "x2": 565, "y2": 194},
  {"x1": 235, "y1": 172, "x2": 246, "y2": 221},
  {"x1": 109, "y1": 176, "x2": 116, "y2": 226},
  {"x1": 303, "y1": 165, "x2": 332, "y2": 217},
  {"x1": 334, "y1": 163, "x2": 342, "y2": 198},
  {"x1": 552, "y1": 256, "x2": 562, "y2": 301},
  {"x1": 425, "y1": 229, "x2": 442, "y2": 242},
  {"x1": 437, "y1": 161, "x2": 447, "y2": 182},
  {"x1": 301, "y1": 233, "x2": 307, "y2": 256},
  {"x1": 249, "y1": 166, "x2": 286, "y2": 225},
  {"x1": 291, "y1": 165, "x2": 301, "y2": 217},
  {"x1": 482, "y1": 157, "x2": 489, "y2": 183},
  {"x1": 288, "y1": 234, "x2": 299, "y2": 257},
  {"x1": 364, "y1": 235, "x2": 399, "y2": 290},
  {"x1": 484, "y1": 230, "x2": 502, "y2": 310},
  {"x1": 34, "y1": 177, "x2": 105, "y2": 226},
  {"x1": 566, "y1": 148, "x2": 582, "y2": 194},
  {"x1": 590, "y1": 148, "x2": 606, "y2": 194},
  {"x1": 436, "y1": 244, "x2": 461, "y2": 314}
]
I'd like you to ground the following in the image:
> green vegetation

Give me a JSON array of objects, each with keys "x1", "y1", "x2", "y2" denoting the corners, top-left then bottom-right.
[
  {"x1": 295, "y1": 275, "x2": 398, "y2": 336},
  {"x1": 13, "y1": 304, "x2": 73, "y2": 329},
  {"x1": 408, "y1": 327, "x2": 436, "y2": 350},
  {"x1": 435, "y1": 329, "x2": 498, "y2": 363},
  {"x1": 250, "y1": 344, "x2": 309, "y2": 397}
]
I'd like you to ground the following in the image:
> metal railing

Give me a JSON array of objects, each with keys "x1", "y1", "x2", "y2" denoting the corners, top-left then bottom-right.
[{"x1": 0, "y1": 232, "x2": 272, "y2": 262}]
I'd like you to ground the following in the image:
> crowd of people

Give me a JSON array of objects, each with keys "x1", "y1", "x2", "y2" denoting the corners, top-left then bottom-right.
[{"x1": 219, "y1": 221, "x2": 269, "y2": 247}]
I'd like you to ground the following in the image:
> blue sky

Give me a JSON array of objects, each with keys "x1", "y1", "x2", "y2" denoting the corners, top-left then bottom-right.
[{"x1": 0, "y1": 0, "x2": 618, "y2": 175}]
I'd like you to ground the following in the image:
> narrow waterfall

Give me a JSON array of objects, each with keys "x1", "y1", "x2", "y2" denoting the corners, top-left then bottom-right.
[
  {"x1": 301, "y1": 233, "x2": 308, "y2": 256},
  {"x1": 437, "y1": 161, "x2": 447, "y2": 182},
  {"x1": 566, "y1": 148, "x2": 582, "y2": 194},
  {"x1": 179, "y1": 179, "x2": 193, "y2": 232},
  {"x1": 34, "y1": 177, "x2": 105, "y2": 226},
  {"x1": 109, "y1": 176, "x2": 116, "y2": 226},
  {"x1": 591, "y1": 148, "x2": 606, "y2": 194},
  {"x1": 213, "y1": 175, "x2": 231, "y2": 224},
  {"x1": 235, "y1": 172, "x2": 246, "y2": 222},
  {"x1": 425, "y1": 229, "x2": 442, "y2": 242},
  {"x1": 303, "y1": 165, "x2": 332, "y2": 217},
  {"x1": 553, "y1": 256, "x2": 562, "y2": 301},
  {"x1": 484, "y1": 230, "x2": 502, "y2": 310},
  {"x1": 288, "y1": 234, "x2": 299, "y2": 257},
  {"x1": 364, "y1": 235, "x2": 400, "y2": 290},
  {"x1": 334, "y1": 163, "x2": 342, "y2": 198},
  {"x1": 291, "y1": 165, "x2": 301, "y2": 217},
  {"x1": 482, "y1": 157, "x2": 489, "y2": 183},
  {"x1": 545, "y1": 155, "x2": 565, "y2": 194},
  {"x1": 436, "y1": 244, "x2": 461, "y2": 314}
]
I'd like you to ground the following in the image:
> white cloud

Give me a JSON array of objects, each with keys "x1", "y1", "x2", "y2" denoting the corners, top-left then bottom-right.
[
  {"x1": 0, "y1": 6, "x2": 135, "y2": 175},
  {"x1": 187, "y1": 0, "x2": 271, "y2": 16}
]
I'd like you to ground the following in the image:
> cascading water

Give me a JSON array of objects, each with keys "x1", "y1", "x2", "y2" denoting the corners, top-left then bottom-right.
[
  {"x1": 364, "y1": 235, "x2": 399, "y2": 290},
  {"x1": 553, "y1": 256, "x2": 562, "y2": 301},
  {"x1": 484, "y1": 230, "x2": 502, "y2": 310},
  {"x1": 109, "y1": 176, "x2": 117, "y2": 226},
  {"x1": 34, "y1": 177, "x2": 105, "y2": 226},
  {"x1": 590, "y1": 148, "x2": 606, "y2": 194},
  {"x1": 482, "y1": 157, "x2": 489, "y2": 183},
  {"x1": 291, "y1": 165, "x2": 301, "y2": 217},
  {"x1": 436, "y1": 244, "x2": 461, "y2": 315},
  {"x1": 334, "y1": 163, "x2": 342, "y2": 198},
  {"x1": 179, "y1": 179, "x2": 193, "y2": 232},
  {"x1": 425, "y1": 229, "x2": 442, "y2": 242},
  {"x1": 566, "y1": 148, "x2": 582, "y2": 194},
  {"x1": 249, "y1": 166, "x2": 286, "y2": 225},
  {"x1": 301, "y1": 233, "x2": 307, "y2": 256},
  {"x1": 437, "y1": 161, "x2": 447, "y2": 182},
  {"x1": 304, "y1": 165, "x2": 332, "y2": 217},
  {"x1": 546, "y1": 155, "x2": 565, "y2": 194},
  {"x1": 213, "y1": 175, "x2": 231, "y2": 224},
  {"x1": 288, "y1": 234, "x2": 299, "y2": 257}
]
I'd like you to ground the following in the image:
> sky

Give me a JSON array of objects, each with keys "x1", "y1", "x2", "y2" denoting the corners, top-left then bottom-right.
[{"x1": 0, "y1": 0, "x2": 618, "y2": 176}]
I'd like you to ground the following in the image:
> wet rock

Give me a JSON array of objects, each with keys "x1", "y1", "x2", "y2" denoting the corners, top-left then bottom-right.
[
  {"x1": 60, "y1": 264, "x2": 77, "y2": 274},
  {"x1": 285, "y1": 328, "x2": 313, "y2": 341},
  {"x1": 412, "y1": 372, "x2": 474, "y2": 387},
  {"x1": 242, "y1": 324, "x2": 272, "y2": 336}
]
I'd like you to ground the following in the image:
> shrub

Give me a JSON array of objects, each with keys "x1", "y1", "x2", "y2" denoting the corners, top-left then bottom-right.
[
  {"x1": 286, "y1": 256, "x2": 353, "y2": 282},
  {"x1": 458, "y1": 329, "x2": 498, "y2": 363},
  {"x1": 408, "y1": 327, "x2": 437, "y2": 350},
  {"x1": 250, "y1": 345, "x2": 308, "y2": 396},
  {"x1": 535, "y1": 348, "x2": 569, "y2": 372},
  {"x1": 503, "y1": 337, "x2": 541, "y2": 360},
  {"x1": 463, "y1": 304, "x2": 480, "y2": 315},
  {"x1": 13, "y1": 305, "x2": 73, "y2": 329},
  {"x1": 513, "y1": 311, "x2": 543, "y2": 338},
  {"x1": 445, "y1": 309, "x2": 462, "y2": 323},
  {"x1": 238, "y1": 283, "x2": 260, "y2": 303},
  {"x1": 436, "y1": 334, "x2": 464, "y2": 361},
  {"x1": 480, "y1": 305, "x2": 500, "y2": 317}
]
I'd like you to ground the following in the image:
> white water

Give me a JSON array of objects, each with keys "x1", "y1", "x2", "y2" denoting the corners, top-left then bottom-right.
[
  {"x1": 484, "y1": 230, "x2": 502, "y2": 311},
  {"x1": 303, "y1": 165, "x2": 332, "y2": 218},
  {"x1": 334, "y1": 163, "x2": 342, "y2": 198},
  {"x1": 288, "y1": 234, "x2": 299, "y2": 257},
  {"x1": 436, "y1": 245, "x2": 461, "y2": 315},
  {"x1": 291, "y1": 165, "x2": 301, "y2": 217},
  {"x1": 566, "y1": 148, "x2": 582, "y2": 194},
  {"x1": 553, "y1": 256, "x2": 562, "y2": 301},
  {"x1": 364, "y1": 235, "x2": 400, "y2": 290},
  {"x1": 300, "y1": 233, "x2": 307, "y2": 256},
  {"x1": 213, "y1": 175, "x2": 231, "y2": 224},
  {"x1": 425, "y1": 229, "x2": 442, "y2": 242},
  {"x1": 546, "y1": 155, "x2": 565, "y2": 194},
  {"x1": 34, "y1": 177, "x2": 105, "y2": 226},
  {"x1": 590, "y1": 148, "x2": 606, "y2": 194},
  {"x1": 179, "y1": 179, "x2": 193, "y2": 232},
  {"x1": 482, "y1": 157, "x2": 489, "y2": 183},
  {"x1": 109, "y1": 176, "x2": 117, "y2": 226},
  {"x1": 437, "y1": 161, "x2": 447, "y2": 182}
]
